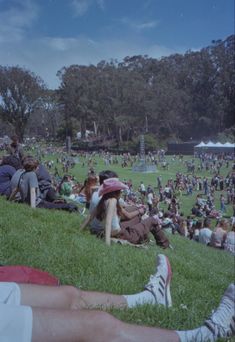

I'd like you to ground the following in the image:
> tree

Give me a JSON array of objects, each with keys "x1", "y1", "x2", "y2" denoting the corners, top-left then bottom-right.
[
  {"x1": 0, "y1": 66, "x2": 45, "y2": 141},
  {"x1": 57, "y1": 65, "x2": 98, "y2": 139}
]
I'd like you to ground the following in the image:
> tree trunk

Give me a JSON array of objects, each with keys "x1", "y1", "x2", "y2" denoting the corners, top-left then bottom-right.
[
  {"x1": 81, "y1": 118, "x2": 86, "y2": 139},
  {"x1": 93, "y1": 121, "x2": 98, "y2": 136},
  {"x1": 15, "y1": 122, "x2": 25, "y2": 142},
  {"x1": 119, "y1": 126, "x2": 123, "y2": 143}
]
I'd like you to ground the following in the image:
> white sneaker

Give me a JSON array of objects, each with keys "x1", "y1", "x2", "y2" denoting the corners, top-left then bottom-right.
[
  {"x1": 205, "y1": 283, "x2": 235, "y2": 339},
  {"x1": 144, "y1": 254, "x2": 172, "y2": 307}
]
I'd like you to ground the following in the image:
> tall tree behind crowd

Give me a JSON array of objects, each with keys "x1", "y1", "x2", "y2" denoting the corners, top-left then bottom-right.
[
  {"x1": 0, "y1": 35, "x2": 234, "y2": 142},
  {"x1": 0, "y1": 66, "x2": 45, "y2": 141}
]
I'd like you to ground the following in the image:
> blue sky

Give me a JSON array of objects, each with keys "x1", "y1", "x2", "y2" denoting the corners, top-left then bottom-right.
[{"x1": 0, "y1": 0, "x2": 234, "y2": 88}]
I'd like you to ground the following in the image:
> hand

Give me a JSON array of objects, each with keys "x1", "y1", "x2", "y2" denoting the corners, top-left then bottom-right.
[{"x1": 138, "y1": 207, "x2": 145, "y2": 215}]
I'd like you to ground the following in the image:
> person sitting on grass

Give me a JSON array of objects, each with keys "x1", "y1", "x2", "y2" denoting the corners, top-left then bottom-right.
[
  {"x1": 198, "y1": 218, "x2": 213, "y2": 246},
  {"x1": 36, "y1": 162, "x2": 58, "y2": 202},
  {"x1": 224, "y1": 222, "x2": 235, "y2": 256},
  {"x1": 58, "y1": 174, "x2": 73, "y2": 198},
  {"x1": 210, "y1": 219, "x2": 229, "y2": 249},
  {"x1": 81, "y1": 177, "x2": 169, "y2": 248},
  {"x1": 1, "y1": 254, "x2": 234, "y2": 342},
  {"x1": 10, "y1": 156, "x2": 78, "y2": 212},
  {"x1": 76, "y1": 174, "x2": 99, "y2": 209},
  {"x1": 0, "y1": 155, "x2": 21, "y2": 198},
  {"x1": 192, "y1": 220, "x2": 203, "y2": 242}
]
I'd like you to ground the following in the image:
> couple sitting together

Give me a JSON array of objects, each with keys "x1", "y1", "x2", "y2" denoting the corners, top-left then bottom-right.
[{"x1": 81, "y1": 170, "x2": 169, "y2": 248}]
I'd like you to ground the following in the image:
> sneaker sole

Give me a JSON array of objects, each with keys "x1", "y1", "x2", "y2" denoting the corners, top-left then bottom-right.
[{"x1": 164, "y1": 255, "x2": 172, "y2": 307}]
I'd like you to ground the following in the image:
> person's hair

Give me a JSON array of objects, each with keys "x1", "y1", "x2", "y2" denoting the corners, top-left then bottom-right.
[
  {"x1": 22, "y1": 156, "x2": 39, "y2": 172},
  {"x1": 99, "y1": 170, "x2": 118, "y2": 185},
  {"x1": 195, "y1": 220, "x2": 203, "y2": 229},
  {"x1": 11, "y1": 135, "x2": 19, "y2": 142},
  {"x1": 10, "y1": 135, "x2": 19, "y2": 147},
  {"x1": 79, "y1": 174, "x2": 97, "y2": 203},
  {"x1": 96, "y1": 190, "x2": 122, "y2": 221},
  {"x1": 217, "y1": 218, "x2": 229, "y2": 228},
  {"x1": 1, "y1": 155, "x2": 22, "y2": 169},
  {"x1": 203, "y1": 217, "x2": 211, "y2": 227}
]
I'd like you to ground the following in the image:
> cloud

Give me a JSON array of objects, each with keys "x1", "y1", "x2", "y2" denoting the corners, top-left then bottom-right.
[
  {"x1": 71, "y1": 0, "x2": 92, "y2": 16},
  {"x1": 0, "y1": 33, "x2": 180, "y2": 89},
  {"x1": 70, "y1": 0, "x2": 105, "y2": 16},
  {"x1": 120, "y1": 17, "x2": 160, "y2": 32},
  {"x1": 134, "y1": 21, "x2": 160, "y2": 30},
  {"x1": 44, "y1": 37, "x2": 79, "y2": 51},
  {"x1": 97, "y1": 0, "x2": 105, "y2": 10},
  {"x1": 0, "y1": 0, "x2": 39, "y2": 43}
]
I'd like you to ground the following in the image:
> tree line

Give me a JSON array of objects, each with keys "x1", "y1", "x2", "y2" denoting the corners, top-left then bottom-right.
[{"x1": 0, "y1": 35, "x2": 234, "y2": 146}]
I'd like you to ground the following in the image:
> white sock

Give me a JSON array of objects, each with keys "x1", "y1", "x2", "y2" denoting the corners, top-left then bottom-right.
[
  {"x1": 176, "y1": 326, "x2": 215, "y2": 342},
  {"x1": 123, "y1": 290, "x2": 155, "y2": 308}
]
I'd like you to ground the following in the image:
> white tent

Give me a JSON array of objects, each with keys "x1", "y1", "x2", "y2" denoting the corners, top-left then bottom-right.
[
  {"x1": 206, "y1": 141, "x2": 215, "y2": 147},
  {"x1": 194, "y1": 141, "x2": 234, "y2": 153},
  {"x1": 224, "y1": 142, "x2": 235, "y2": 147},
  {"x1": 195, "y1": 141, "x2": 206, "y2": 147},
  {"x1": 76, "y1": 130, "x2": 94, "y2": 139},
  {"x1": 214, "y1": 142, "x2": 224, "y2": 147}
]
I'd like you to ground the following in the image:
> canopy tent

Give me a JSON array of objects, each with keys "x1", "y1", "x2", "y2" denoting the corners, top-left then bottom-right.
[
  {"x1": 224, "y1": 142, "x2": 235, "y2": 147},
  {"x1": 195, "y1": 141, "x2": 206, "y2": 147},
  {"x1": 194, "y1": 141, "x2": 234, "y2": 153}
]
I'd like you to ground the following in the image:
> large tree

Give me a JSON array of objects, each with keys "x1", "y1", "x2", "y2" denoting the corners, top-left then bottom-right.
[
  {"x1": 55, "y1": 34, "x2": 234, "y2": 144},
  {"x1": 0, "y1": 66, "x2": 45, "y2": 140}
]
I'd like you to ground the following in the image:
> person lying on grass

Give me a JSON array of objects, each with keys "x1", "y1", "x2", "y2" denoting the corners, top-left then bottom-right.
[
  {"x1": 81, "y1": 177, "x2": 169, "y2": 248},
  {"x1": 1, "y1": 254, "x2": 234, "y2": 342}
]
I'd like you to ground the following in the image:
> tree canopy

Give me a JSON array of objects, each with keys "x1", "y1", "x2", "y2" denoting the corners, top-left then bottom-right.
[
  {"x1": 0, "y1": 35, "x2": 234, "y2": 144},
  {"x1": 0, "y1": 66, "x2": 45, "y2": 141}
]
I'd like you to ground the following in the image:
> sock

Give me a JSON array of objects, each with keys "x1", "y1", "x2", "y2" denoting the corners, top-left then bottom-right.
[
  {"x1": 123, "y1": 290, "x2": 155, "y2": 308},
  {"x1": 176, "y1": 326, "x2": 215, "y2": 342}
]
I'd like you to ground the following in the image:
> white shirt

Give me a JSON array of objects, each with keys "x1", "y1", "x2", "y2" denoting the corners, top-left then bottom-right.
[
  {"x1": 147, "y1": 192, "x2": 154, "y2": 205},
  {"x1": 199, "y1": 228, "x2": 212, "y2": 245}
]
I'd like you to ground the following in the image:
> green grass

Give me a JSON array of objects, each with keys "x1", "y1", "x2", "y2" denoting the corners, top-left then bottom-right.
[{"x1": 0, "y1": 153, "x2": 234, "y2": 341}]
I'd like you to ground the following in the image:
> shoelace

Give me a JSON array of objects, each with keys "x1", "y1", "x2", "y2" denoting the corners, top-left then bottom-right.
[
  {"x1": 206, "y1": 298, "x2": 235, "y2": 337},
  {"x1": 146, "y1": 274, "x2": 161, "y2": 288}
]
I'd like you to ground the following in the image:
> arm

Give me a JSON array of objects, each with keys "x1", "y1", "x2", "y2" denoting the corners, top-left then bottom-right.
[
  {"x1": 80, "y1": 209, "x2": 96, "y2": 230},
  {"x1": 105, "y1": 198, "x2": 117, "y2": 246},
  {"x1": 8, "y1": 187, "x2": 19, "y2": 201},
  {"x1": 222, "y1": 232, "x2": 227, "y2": 247},
  {"x1": 120, "y1": 206, "x2": 144, "y2": 220},
  {"x1": 30, "y1": 187, "x2": 36, "y2": 208}
]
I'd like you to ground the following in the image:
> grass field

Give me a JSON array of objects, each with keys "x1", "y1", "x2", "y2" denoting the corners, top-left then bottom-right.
[{"x1": 0, "y1": 152, "x2": 234, "y2": 341}]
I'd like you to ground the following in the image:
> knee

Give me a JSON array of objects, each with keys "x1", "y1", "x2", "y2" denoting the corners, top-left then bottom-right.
[
  {"x1": 94, "y1": 311, "x2": 123, "y2": 337},
  {"x1": 60, "y1": 285, "x2": 81, "y2": 309}
]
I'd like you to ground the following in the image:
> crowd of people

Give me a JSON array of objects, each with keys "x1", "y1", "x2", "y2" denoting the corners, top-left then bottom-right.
[
  {"x1": 0, "y1": 136, "x2": 235, "y2": 254},
  {"x1": 0, "y1": 135, "x2": 235, "y2": 341}
]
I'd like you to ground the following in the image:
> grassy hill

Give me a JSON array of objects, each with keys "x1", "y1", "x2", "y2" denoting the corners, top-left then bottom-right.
[
  {"x1": 0, "y1": 197, "x2": 234, "y2": 341},
  {"x1": 0, "y1": 153, "x2": 234, "y2": 341}
]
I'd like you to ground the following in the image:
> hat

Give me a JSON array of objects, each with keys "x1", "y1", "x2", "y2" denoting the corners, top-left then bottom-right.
[{"x1": 98, "y1": 178, "x2": 128, "y2": 196}]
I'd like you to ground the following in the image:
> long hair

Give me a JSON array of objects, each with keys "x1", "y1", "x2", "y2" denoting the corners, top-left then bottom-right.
[
  {"x1": 96, "y1": 190, "x2": 122, "y2": 221},
  {"x1": 79, "y1": 175, "x2": 97, "y2": 203}
]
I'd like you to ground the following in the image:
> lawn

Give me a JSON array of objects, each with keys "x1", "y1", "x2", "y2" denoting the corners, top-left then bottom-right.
[{"x1": 0, "y1": 152, "x2": 234, "y2": 341}]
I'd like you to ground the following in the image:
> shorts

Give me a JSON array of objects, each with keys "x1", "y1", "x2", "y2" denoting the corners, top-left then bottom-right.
[{"x1": 0, "y1": 282, "x2": 32, "y2": 342}]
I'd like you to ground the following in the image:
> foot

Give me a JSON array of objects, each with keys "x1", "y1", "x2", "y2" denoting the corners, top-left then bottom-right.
[
  {"x1": 144, "y1": 254, "x2": 172, "y2": 307},
  {"x1": 205, "y1": 283, "x2": 235, "y2": 339}
]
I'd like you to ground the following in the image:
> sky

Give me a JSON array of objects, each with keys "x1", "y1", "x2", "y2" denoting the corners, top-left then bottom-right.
[{"x1": 0, "y1": 0, "x2": 234, "y2": 89}]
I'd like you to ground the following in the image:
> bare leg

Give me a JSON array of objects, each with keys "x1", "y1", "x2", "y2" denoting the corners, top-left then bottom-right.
[
  {"x1": 19, "y1": 283, "x2": 127, "y2": 310},
  {"x1": 32, "y1": 307, "x2": 179, "y2": 342}
]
